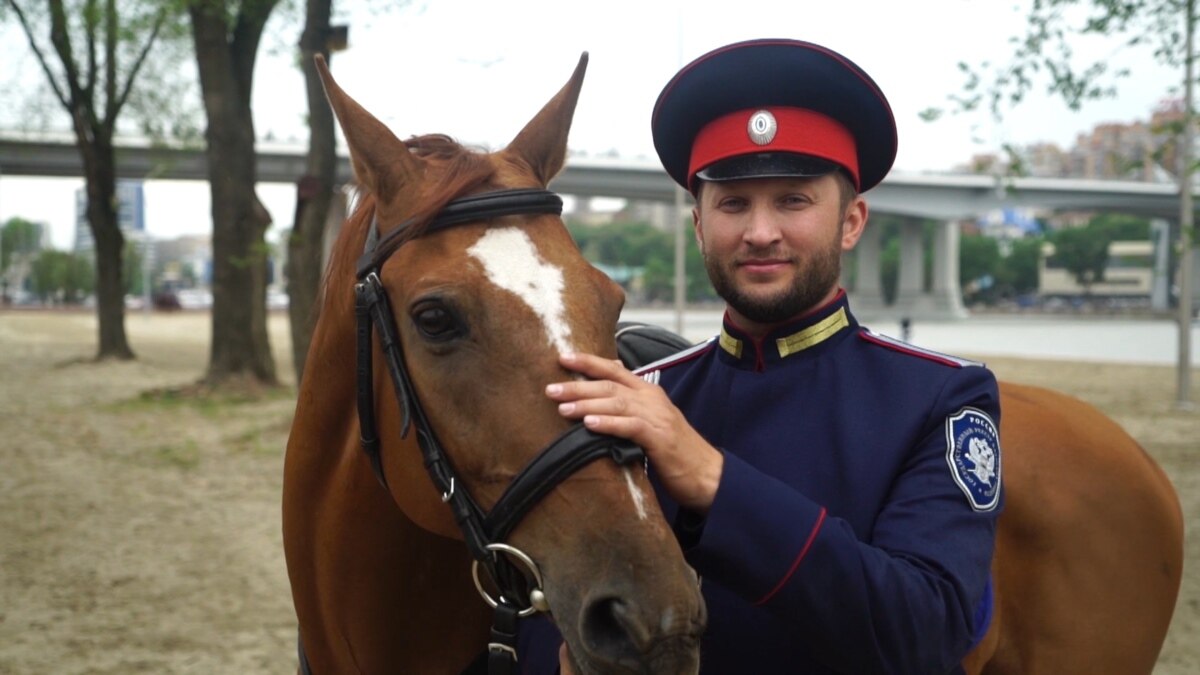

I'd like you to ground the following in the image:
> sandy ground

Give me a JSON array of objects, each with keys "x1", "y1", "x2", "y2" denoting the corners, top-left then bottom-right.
[{"x1": 0, "y1": 309, "x2": 1196, "y2": 674}]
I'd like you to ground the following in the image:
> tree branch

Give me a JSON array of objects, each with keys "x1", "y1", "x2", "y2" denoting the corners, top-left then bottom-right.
[
  {"x1": 103, "y1": 0, "x2": 116, "y2": 127},
  {"x1": 85, "y1": 0, "x2": 97, "y2": 103},
  {"x1": 4, "y1": 0, "x2": 71, "y2": 109},
  {"x1": 111, "y1": 5, "x2": 170, "y2": 125},
  {"x1": 231, "y1": 0, "x2": 281, "y2": 107},
  {"x1": 47, "y1": 0, "x2": 97, "y2": 134}
]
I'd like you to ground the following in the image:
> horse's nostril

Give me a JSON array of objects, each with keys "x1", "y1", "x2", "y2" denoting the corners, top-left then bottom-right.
[{"x1": 580, "y1": 596, "x2": 647, "y2": 664}]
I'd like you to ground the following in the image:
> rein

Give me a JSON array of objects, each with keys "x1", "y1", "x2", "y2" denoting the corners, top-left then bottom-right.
[{"x1": 353, "y1": 187, "x2": 645, "y2": 674}]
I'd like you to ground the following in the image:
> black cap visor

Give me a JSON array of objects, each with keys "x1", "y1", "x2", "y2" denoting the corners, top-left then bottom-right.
[{"x1": 694, "y1": 152, "x2": 840, "y2": 185}]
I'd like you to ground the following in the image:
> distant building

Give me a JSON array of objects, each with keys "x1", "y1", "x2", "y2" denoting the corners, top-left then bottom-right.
[
  {"x1": 156, "y1": 234, "x2": 212, "y2": 288},
  {"x1": 961, "y1": 98, "x2": 1185, "y2": 185}
]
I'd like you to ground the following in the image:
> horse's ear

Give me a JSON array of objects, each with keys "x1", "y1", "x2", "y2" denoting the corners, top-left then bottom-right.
[
  {"x1": 313, "y1": 55, "x2": 422, "y2": 202},
  {"x1": 506, "y1": 52, "x2": 588, "y2": 185}
]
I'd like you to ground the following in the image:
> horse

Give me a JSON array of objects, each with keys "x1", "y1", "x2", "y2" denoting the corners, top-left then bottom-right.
[
  {"x1": 961, "y1": 381, "x2": 1183, "y2": 674},
  {"x1": 281, "y1": 54, "x2": 705, "y2": 675}
]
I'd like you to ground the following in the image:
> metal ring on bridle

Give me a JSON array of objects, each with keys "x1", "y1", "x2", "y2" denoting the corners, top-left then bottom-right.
[{"x1": 471, "y1": 543, "x2": 547, "y2": 617}]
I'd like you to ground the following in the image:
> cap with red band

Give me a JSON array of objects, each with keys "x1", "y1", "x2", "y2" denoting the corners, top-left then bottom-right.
[
  {"x1": 689, "y1": 106, "x2": 860, "y2": 190},
  {"x1": 651, "y1": 38, "x2": 897, "y2": 194}
]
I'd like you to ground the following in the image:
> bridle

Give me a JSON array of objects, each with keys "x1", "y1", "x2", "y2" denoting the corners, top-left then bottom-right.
[{"x1": 353, "y1": 187, "x2": 645, "y2": 674}]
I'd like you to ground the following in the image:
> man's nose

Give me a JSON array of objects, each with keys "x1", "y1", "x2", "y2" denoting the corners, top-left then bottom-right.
[{"x1": 742, "y1": 207, "x2": 783, "y2": 248}]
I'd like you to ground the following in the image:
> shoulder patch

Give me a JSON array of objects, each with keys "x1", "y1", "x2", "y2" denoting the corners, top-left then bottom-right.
[
  {"x1": 945, "y1": 407, "x2": 1002, "y2": 511},
  {"x1": 633, "y1": 338, "x2": 715, "y2": 382},
  {"x1": 859, "y1": 329, "x2": 984, "y2": 368}
]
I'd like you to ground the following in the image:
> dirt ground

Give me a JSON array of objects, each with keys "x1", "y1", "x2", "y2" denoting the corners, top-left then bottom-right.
[{"x1": 0, "y1": 309, "x2": 1196, "y2": 674}]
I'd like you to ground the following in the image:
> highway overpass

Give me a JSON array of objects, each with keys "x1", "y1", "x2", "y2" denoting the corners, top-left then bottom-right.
[{"x1": 3, "y1": 134, "x2": 1193, "y2": 319}]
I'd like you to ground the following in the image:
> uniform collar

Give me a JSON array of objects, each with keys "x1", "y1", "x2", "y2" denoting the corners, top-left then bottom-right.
[{"x1": 718, "y1": 290, "x2": 856, "y2": 370}]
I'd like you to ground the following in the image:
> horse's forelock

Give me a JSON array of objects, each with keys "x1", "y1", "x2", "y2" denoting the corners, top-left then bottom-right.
[
  {"x1": 400, "y1": 134, "x2": 497, "y2": 241},
  {"x1": 319, "y1": 135, "x2": 500, "y2": 305}
]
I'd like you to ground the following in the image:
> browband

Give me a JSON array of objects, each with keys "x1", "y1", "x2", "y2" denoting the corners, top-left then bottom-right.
[{"x1": 356, "y1": 188, "x2": 563, "y2": 278}]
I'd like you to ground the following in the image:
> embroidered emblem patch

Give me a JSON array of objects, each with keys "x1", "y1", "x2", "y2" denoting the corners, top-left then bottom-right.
[{"x1": 945, "y1": 407, "x2": 1001, "y2": 511}]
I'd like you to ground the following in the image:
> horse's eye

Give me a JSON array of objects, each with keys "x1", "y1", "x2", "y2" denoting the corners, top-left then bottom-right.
[{"x1": 412, "y1": 305, "x2": 462, "y2": 340}]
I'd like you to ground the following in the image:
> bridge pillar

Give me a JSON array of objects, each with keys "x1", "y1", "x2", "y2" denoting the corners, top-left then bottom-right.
[
  {"x1": 890, "y1": 220, "x2": 932, "y2": 317},
  {"x1": 890, "y1": 220, "x2": 967, "y2": 320},
  {"x1": 848, "y1": 222, "x2": 887, "y2": 314},
  {"x1": 929, "y1": 220, "x2": 968, "y2": 318}
]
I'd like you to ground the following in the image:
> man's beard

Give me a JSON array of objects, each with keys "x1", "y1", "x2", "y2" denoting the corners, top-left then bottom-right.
[{"x1": 704, "y1": 236, "x2": 843, "y2": 325}]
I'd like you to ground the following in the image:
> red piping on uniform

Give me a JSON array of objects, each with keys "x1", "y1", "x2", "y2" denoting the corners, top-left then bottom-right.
[
  {"x1": 754, "y1": 507, "x2": 827, "y2": 606},
  {"x1": 858, "y1": 332, "x2": 964, "y2": 368}
]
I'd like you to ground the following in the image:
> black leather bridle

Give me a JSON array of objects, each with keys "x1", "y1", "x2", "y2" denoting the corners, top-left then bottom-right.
[{"x1": 353, "y1": 187, "x2": 645, "y2": 674}]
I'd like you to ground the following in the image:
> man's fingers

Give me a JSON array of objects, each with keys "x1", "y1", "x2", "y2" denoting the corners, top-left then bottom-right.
[
  {"x1": 545, "y1": 378, "x2": 618, "y2": 402},
  {"x1": 581, "y1": 413, "x2": 642, "y2": 438},
  {"x1": 560, "y1": 351, "x2": 641, "y2": 385}
]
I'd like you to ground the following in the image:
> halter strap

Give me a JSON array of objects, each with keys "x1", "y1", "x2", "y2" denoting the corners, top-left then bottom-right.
[
  {"x1": 353, "y1": 187, "x2": 645, "y2": 622},
  {"x1": 356, "y1": 188, "x2": 564, "y2": 278}
]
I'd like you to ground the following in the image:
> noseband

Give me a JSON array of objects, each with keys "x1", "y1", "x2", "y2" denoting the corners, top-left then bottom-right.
[{"x1": 353, "y1": 187, "x2": 645, "y2": 674}]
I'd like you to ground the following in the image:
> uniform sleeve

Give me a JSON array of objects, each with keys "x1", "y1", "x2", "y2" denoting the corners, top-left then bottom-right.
[{"x1": 679, "y1": 365, "x2": 1002, "y2": 674}]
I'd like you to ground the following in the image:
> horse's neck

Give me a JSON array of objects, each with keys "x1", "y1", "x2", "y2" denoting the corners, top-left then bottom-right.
[{"x1": 285, "y1": 283, "x2": 493, "y2": 673}]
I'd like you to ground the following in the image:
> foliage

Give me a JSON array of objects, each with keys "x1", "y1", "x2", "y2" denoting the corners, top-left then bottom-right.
[
  {"x1": 567, "y1": 219, "x2": 719, "y2": 304},
  {"x1": 926, "y1": 1, "x2": 1188, "y2": 124},
  {"x1": 1051, "y1": 225, "x2": 1113, "y2": 290},
  {"x1": 123, "y1": 239, "x2": 145, "y2": 295},
  {"x1": 960, "y1": 233, "x2": 1002, "y2": 290},
  {"x1": 1088, "y1": 212, "x2": 1153, "y2": 240},
  {"x1": 997, "y1": 236, "x2": 1045, "y2": 297},
  {"x1": 1, "y1": 217, "x2": 43, "y2": 273},
  {"x1": 2, "y1": 0, "x2": 187, "y2": 137},
  {"x1": 29, "y1": 249, "x2": 93, "y2": 303}
]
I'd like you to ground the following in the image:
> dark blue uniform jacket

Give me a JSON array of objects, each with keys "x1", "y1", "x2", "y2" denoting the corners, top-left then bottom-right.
[{"x1": 520, "y1": 292, "x2": 1002, "y2": 674}]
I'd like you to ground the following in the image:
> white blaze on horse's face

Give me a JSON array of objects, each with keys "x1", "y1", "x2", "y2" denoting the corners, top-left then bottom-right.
[{"x1": 467, "y1": 227, "x2": 576, "y2": 355}]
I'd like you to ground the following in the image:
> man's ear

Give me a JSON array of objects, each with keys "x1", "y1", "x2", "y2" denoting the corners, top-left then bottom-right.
[
  {"x1": 692, "y1": 207, "x2": 704, "y2": 254},
  {"x1": 841, "y1": 196, "x2": 869, "y2": 251}
]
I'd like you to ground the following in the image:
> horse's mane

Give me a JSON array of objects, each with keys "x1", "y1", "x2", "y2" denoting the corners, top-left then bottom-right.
[{"x1": 317, "y1": 134, "x2": 498, "y2": 319}]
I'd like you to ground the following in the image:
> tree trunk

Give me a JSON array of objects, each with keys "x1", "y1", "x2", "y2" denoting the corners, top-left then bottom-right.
[
  {"x1": 287, "y1": 0, "x2": 337, "y2": 385},
  {"x1": 189, "y1": 1, "x2": 278, "y2": 386},
  {"x1": 76, "y1": 117, "x2": 135, "y2": 360}
]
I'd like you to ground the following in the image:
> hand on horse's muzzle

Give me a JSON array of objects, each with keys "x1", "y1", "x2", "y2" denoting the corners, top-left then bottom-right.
[{"x1": 548, "y1": 352, "x2": 724, "y2": 514}]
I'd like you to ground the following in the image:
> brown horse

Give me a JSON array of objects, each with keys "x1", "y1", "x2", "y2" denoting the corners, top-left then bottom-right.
[
  {"x1": 962, "y1": 382, "x2": 1183, "y2": 674},
  {"x1": 282, "y1": 56, "x2": 704, "y2": 674}
]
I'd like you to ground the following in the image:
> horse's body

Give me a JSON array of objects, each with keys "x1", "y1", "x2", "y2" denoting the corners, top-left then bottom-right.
[
  {"x1": 963, "y1": 382, "x2": 1183, "y2": 674},
  {"x1": 283, "y1": 56, "x2": 704, "y2": 674}
]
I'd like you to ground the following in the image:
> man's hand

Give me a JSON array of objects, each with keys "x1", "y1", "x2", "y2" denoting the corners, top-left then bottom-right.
[
  {"x1": 545, "y1": 352, "x2": 723, "y2": 513},
  {"x1": 559, "y1": 643, "x2": 576, "y2": 675}
]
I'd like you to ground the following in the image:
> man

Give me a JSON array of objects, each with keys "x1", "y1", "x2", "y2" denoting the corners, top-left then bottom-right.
[{"x1": 524, "y1": 38, "x2": 1002, "y2": 674}]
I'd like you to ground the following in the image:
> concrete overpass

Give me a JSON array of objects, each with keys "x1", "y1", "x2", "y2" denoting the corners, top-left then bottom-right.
[{"x1": 3, "y1": 134, "x2": 1194, "y2": 319}]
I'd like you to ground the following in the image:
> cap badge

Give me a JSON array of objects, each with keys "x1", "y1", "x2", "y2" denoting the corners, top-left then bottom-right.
[{"x1": 747, "y1": 110, "x2": 777, "y2": 145}]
